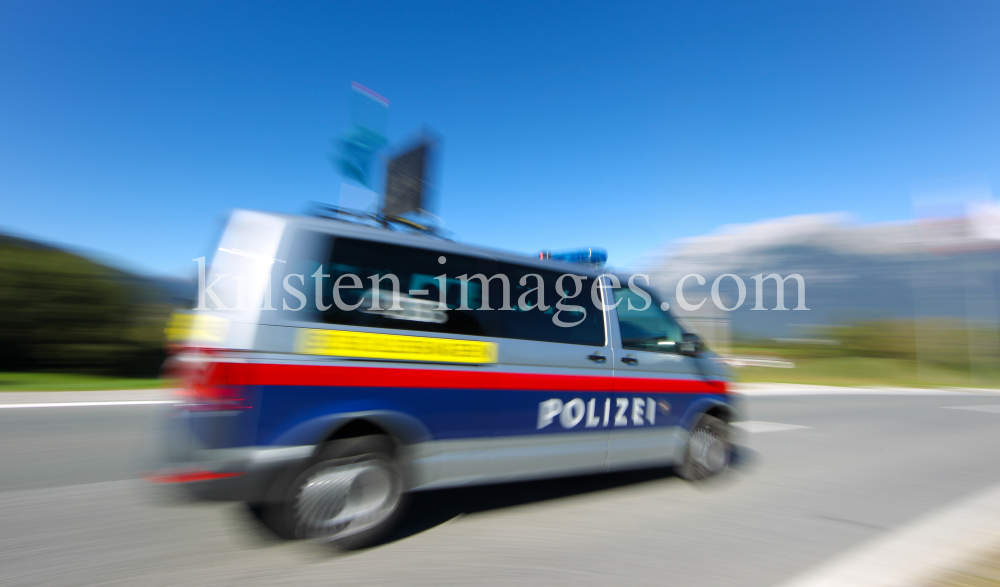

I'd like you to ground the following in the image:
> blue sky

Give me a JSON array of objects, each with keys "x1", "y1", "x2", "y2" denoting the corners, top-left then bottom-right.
[{"x1": 2, "y1": 1, "x2": 999, "y2": 276}]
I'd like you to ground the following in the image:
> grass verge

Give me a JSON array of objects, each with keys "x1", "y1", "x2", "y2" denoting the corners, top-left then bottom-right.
[
  {"x1": 733, "y1": 356, "x2": 1000, "y2": 389},
  {"x1": 926, "y1": 547, "x2": 1000, "y2": 586},
  {"x1": 0, "y1": 372, "x2": 169, "y2": 392}
]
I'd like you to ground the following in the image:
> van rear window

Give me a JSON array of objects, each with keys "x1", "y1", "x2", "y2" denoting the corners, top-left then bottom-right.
[{"x1": 285, "y1": 234, "x2": 605, "y2": 346}]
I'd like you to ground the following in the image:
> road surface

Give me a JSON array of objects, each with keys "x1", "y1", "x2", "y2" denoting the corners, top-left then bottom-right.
[{"x1": 2, "y1": 391, "x2": 1000, "y2": 586}]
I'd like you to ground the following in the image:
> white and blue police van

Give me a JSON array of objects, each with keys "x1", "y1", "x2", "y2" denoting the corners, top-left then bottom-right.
[{"x1": 150, "y1": 209, "x2": 737, "y2": 549}]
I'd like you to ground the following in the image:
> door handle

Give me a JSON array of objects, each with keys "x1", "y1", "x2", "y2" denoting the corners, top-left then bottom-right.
[
  {"x1": 587, "y1": 354, "x2": 607, "y2": 363},
  {"x1": 621, "y1": 356, "x2": 638, "y2": 365}
]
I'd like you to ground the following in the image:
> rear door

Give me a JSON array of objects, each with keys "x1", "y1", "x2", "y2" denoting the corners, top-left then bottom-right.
[
  {"x1": 607, "y1": 286, "x2": 703, "y2": 470},
  {"x1": 259, "y1": 232, "x2": 505, "y2": 489}
]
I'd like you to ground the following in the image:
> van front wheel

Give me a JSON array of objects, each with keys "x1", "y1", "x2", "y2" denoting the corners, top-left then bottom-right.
[{"x1": 679, "y1": 414, "x2": 730, "y2": 481}]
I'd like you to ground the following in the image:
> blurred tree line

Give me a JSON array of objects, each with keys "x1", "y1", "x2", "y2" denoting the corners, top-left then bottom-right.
[{"x1": 0, "y1": 237, "x2": 174, "y2": 377}]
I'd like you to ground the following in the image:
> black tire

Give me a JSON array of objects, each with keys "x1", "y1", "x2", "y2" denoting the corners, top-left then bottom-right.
[
  {"x1": 678, "y1": 413, "x2": 731, "y2": 481},
  {"x1": 252, "y1": 435, "x2": 408, "y2": 550}
]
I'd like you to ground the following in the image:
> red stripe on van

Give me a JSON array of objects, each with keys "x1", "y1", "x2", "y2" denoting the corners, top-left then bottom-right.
[
  {"x1": 207, "y1": 362, "x2": 727, "y2": 395},
  {"x1": 614, "y1": 376, "x2": 728, "y2": 394}
]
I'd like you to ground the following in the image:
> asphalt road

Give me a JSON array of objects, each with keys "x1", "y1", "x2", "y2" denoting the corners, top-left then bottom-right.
[{"x1": 2, "y1": 392, "x2": 1000, "y2": 587}]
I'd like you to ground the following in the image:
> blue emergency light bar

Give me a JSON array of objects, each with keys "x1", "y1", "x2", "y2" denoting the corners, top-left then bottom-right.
[{"x1": 538, "y1": 247, "x2": 608, "y2": 267}]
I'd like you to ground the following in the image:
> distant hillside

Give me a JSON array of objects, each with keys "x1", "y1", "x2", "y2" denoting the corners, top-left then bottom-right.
[{"x1": 0, "y1": 232, "x2": 180, "y2": 376}]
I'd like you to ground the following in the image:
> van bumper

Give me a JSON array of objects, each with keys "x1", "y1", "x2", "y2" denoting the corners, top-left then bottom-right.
[
  {"x1": 145, "y1": 445, "x2": 313, "y2": 502},
  {"x1": 146, "y1": 415, "x2": 313, "y2": 502}
]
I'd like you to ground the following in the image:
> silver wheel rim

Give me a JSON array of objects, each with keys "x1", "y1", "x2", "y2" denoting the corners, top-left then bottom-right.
[
  {"x1": 688, "y1": 425, "x2": 728, "y2": 475},
  {"x1": 294, "y1": 457, "x2": 401, "y2": 541}
]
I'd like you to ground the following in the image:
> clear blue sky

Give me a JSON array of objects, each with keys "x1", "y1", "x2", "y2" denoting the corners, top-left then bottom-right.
[{"x1": 2, "y1": 1, "x2": 999, "y2": 276}]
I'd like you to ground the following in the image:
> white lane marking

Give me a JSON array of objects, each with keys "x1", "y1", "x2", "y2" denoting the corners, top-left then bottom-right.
[
  {"x1": 777, "y1": 480, "x2": 1000, "y2": 587},
  {"x1": 732, "y1": 421, "x2": 811, "y2": 433},
  {"x1": 0, "y1": 401, "x2": 175, "y2": 409},
  {"x1": 943, "y1": 405, "x2": 1000, "y2": 413}
]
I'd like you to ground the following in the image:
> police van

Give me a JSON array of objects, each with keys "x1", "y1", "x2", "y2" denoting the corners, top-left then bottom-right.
[{"x1": 150, "y1": 209, "x2": 737, "y2": 549}]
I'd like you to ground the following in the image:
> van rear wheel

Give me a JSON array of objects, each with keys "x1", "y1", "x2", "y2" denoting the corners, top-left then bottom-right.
[
  {"x1": 254, "y1": 435, "x2": 407, "y2": 550},
  {"x1": 679, "y1": 414, "x2": 730, "y2": 481}
]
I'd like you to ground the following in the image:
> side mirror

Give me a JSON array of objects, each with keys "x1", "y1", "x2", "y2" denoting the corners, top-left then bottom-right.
[{"x1": 679, "y1": 333, "x2": 704, "y2": 357}]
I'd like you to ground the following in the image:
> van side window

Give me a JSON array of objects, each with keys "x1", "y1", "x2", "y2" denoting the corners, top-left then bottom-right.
[
  {"x1": 496, "y1": 262, "x2": 605, "y2": 346},
  {"x1": 315, "y1": 238, "x2": 499, "y2": 336},
  {"x1": 284, "y1": 232, "x2": 605, "y2": 346},
  {"x1": 613, "y1": 288, "x2": 684, "y2": 353}
]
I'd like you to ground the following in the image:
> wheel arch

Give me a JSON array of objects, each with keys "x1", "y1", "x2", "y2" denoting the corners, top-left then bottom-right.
[
  {"x1": 258, "y1": 410, "x2": 430, "y2": 506},
  {"x1": 270, "y1": 410, "x2": 432, "y2": 451},
  {"x1": 678, "y1": 398, "x2": 735, "y2": 431}
]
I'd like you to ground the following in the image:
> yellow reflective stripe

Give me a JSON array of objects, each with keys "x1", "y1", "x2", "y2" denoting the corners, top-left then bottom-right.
[
  {"x1": 164, "y1": 312, "x2": 228, "y2": 344},
  {"x1": 296, "y1": 329, "x2": 497, "y2": 364}
]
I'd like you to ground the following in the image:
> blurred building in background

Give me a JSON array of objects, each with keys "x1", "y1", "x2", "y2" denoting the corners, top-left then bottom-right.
[{"x1": 648, "y1": 207, "x2": 1000, "y2": 384}]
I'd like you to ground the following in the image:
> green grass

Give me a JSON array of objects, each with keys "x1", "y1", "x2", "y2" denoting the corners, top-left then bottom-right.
[
  {"x1": 735, "y1": 356, "x2": 1000, "y2": 389},
  {"x1": 0, "y1": 372, "x2": 170, "y2": 392}
]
